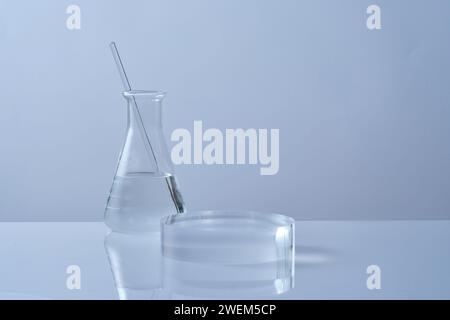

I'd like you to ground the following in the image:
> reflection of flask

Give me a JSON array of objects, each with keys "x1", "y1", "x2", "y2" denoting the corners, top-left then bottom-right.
[
  {"x1": 105, "y1": 90, "x2": 185, "y2": 233},
  {"x1": 105, "y1": 232, "x2": 170, "y2": 300}
]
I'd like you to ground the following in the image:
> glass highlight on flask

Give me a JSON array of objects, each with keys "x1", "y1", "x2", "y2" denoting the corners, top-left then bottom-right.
[{"x1": 105, "y1": 90, "x2": 185, "y2": 233}]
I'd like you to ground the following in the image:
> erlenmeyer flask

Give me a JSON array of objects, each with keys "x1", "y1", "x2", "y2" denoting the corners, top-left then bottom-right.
[{"x1": 105, "y1": 90, "x2": 185, "y2": 233}]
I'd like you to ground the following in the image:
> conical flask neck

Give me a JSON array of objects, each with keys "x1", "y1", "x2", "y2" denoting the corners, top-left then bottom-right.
[
  {"x1": 124, "y1": 91, "x2": 165, "y2": 129},
  {"x1": 127, "y1": 98, "x2": 162, "y2": 130},
  {"x1": 117, "y1": 91, "x2": 173, "y2": 176}
]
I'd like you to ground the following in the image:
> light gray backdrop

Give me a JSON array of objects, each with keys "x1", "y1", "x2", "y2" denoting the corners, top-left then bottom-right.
[{"x1": 1, "y1": 0, "x2": 449, "y2": 221}]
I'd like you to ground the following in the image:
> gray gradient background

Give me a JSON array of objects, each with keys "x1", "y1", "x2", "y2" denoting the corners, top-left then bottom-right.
[{"x1": 1, "y1": 0, "x2": 449, "y2": 221}]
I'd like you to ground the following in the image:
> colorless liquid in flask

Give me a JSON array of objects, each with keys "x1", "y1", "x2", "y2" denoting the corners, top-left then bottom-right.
[{"x1": 105, "y1": 90, "x2": 185, "y2": 233}]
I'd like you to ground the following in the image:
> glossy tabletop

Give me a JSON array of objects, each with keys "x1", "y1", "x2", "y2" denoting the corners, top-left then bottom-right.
[{"x1": 0, "y1": 220, "x2": 449, "y2": 299}]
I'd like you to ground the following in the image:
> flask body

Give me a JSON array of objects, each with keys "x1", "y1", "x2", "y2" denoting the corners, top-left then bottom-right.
[{"x1": 105, "y1": 90, "x2": 185, "y2": 233}]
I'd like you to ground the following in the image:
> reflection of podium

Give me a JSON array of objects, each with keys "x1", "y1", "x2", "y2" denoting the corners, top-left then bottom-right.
[
  {"x1": 163, "y1": 258, "x2": 293, "y2": 299},
  {"x1": 104, "y1": 232, "x2": 170, "y2": 300}
]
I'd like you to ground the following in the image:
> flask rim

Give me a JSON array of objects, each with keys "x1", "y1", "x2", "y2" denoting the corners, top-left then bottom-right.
[{"x1": 123, "y1": 90, "x2": 166, "y2": 99}]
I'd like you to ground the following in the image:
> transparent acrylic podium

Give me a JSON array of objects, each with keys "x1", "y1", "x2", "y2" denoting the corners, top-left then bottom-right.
[
  {"x1": 161, "y1": 210, "x2": 295, "y2": 298},
  {"x1": 104, "y1": 90, "x2": 185, "y2": 233}
]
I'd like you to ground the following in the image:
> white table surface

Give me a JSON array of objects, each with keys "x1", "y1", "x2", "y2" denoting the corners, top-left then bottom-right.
[{"x1": 0, "y1": 221, "x2": 449, "y2": 299}]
